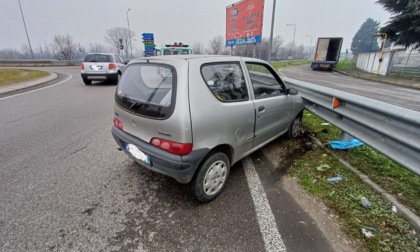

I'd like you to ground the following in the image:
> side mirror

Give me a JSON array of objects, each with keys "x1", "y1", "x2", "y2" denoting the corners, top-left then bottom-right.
[
  {"x1": 124, "y1": 60, "x2": 130, "y2": 65},
  {"x1": 287, "y1": 88, "x2": 298, "y2": 95}
]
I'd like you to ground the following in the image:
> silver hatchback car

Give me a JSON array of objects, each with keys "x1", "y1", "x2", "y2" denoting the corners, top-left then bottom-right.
[{"x1": 112, "y1": 55, "x2": 305, "y2": 202}]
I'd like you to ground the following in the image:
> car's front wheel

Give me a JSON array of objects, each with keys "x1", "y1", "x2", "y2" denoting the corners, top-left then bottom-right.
[
  {"x1": 187, "y1": 152, "x2": 230, "y2": 203},
  {"x1": 288, "y1": 112, "x2": 303, "y2": 139}
]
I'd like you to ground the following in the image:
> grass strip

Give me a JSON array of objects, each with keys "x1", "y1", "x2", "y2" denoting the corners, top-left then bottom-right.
[
  {"x1": 0, "y1": 69, "x2": 49, "y2": 86},
  {"x1": 290, "y1": 111, "x2": 420, "y2": 251}
]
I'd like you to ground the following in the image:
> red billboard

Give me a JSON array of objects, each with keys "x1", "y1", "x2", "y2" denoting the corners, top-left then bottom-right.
[{"x1": 226, "y1": 0, "x2": 264, "y2": 46}]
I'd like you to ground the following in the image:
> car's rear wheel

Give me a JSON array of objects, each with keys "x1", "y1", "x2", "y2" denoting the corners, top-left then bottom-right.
[
  {"x1": 114, "y1": 73, "x2": 121, "y2": 85},
  {"x1": 187, "y1": 152, "x2": 230, "y2": 203},
  {"x1": 288, "y1": 112, "x2": 303, "y2": 139},
  {"x1": 83, "y1": 78, "x2": 92, "y2": 85}
]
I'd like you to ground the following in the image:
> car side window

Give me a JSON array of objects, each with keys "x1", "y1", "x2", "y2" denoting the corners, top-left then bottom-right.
[
  {"x1": 201, "y1": 62, "x2": 248, "y2": 102},
  {"x1": 114, "y1": 55, "x2": 121, "y2": 63},
  {"x1": 245, "y1": 63, "x2": 285, "y2": 99}
]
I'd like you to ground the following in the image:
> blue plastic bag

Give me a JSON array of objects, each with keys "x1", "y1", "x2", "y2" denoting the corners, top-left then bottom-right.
[{"x1": 329, "y1": 139, "x2": 363, "y2": 150}]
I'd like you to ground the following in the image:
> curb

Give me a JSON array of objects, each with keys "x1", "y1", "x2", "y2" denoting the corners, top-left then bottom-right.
[
  {"x1": 0, "y1": 72, "x2": 58, "y2": 95},
  {"x1": 334, "y1": 69, "x2": 420, "y2": 90},
  {"x1": 308, "y1": 134, "x2": 420, "y2": 233}
]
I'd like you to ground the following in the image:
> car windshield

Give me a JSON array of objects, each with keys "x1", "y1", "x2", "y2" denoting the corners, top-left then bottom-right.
[{"x1": 83, "y1": 54, "x2": 112, "y2": 62}]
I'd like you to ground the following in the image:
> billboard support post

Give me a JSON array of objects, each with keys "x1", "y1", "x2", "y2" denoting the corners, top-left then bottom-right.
[
  {"x1": 253, "y1": 43, "x2": 256, "y2": 58},
  {"x1": 268, "y1": 0, "x2": 276, "y2": 62}
]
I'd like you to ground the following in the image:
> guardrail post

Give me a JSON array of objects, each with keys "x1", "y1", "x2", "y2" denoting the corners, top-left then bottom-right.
[{"x1": 340, "y1": 131, "x2": 354, "y2": 142}]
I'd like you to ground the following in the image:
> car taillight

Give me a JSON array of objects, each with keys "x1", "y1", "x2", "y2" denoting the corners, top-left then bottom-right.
[
  {"x1": 113, "y1": 117, "x2": 123, "y2": 130},
  {"x1": 81, "y1": 63, "x2": 84, "y2": 70},
  {"x1": 150, "y1": 138, "x2": 192, "y2": 156},
  {"x1": 109, "y1": 63, "x2": 116, "y2": 70}
]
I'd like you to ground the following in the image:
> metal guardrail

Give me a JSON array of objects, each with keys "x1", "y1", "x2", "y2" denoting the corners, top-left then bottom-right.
[
  {"x1": 283, "y1": 77, "x2": 420, "y2": 176},
  {"x1": 0, "y1": 60, "x2": 82, "y2": 66}
]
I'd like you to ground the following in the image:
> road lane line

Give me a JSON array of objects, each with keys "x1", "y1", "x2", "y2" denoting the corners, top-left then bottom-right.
[
  {"x1": 0, "y1": 72, "x2": 72, "y2": 101},
  {"x1": 242, "y1": 157, "x2": 287, "y2": 252}
]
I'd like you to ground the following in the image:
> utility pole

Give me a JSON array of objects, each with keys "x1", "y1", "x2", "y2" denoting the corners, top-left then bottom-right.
[
  {"x1": 18, "y1": 0, "x2": 34, "y2": 61},
  {"x1": 286, "y1": 24, "x2": 296, "y2": 57},
  {"x1": 126, "y1": 8, "x2": 133, "y2": 58},
  {"x1": 267, "y1": 0, "x2": 276, "y2": 62}
]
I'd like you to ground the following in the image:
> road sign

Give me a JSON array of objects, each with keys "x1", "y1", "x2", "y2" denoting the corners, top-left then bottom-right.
[
  {"x1": 142, "y1": 33, "x2": 154, "y2": 40},
  {"x1": 144, "y1": 43, "x2": 156, "y2": 48}
]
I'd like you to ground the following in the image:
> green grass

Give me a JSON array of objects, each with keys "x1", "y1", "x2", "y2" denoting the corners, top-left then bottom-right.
[
  {"x1": 271, "y1": 60, "x2": 311, "y2": 69},
  {"x1": 0, "y1": 69, "x2": 49, "y2": 86},
  {"x1": 336, "y1": 59, "x2": 356, "y2": 70},
  {"x1": 289, "y1": 111, "x2": 420, "y2": 251}
]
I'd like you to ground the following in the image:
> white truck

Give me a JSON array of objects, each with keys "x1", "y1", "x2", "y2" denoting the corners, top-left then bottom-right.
[{"x1": 311, "y1": 37, "x2": 343, "y2": 71}]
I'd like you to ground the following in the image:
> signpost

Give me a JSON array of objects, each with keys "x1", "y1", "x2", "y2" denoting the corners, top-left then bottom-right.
[{"x1": 142, "y1": 33, "x2": 155, "y2": 57}]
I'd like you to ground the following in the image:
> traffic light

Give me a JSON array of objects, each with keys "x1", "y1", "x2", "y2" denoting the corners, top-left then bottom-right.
[{"x1": 120, "y1": 45, "x2": 124, "y2": 50}]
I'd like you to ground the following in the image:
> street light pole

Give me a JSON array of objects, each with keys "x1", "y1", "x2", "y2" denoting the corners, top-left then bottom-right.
[
  {"x1": 306, "y1": 35, "x2": 312, "y2": 58},
  {"x1": 267, "y1": 0, "x2": 277, "y2": 62},
  {"x1": 126, "y1": 8, "x2": 133, "y2": 58},
  {"x1": 286, "y1": 24, "x2": 296, "y2": 57},
  {"x1": 18, "y1": 0, "x2": 34, "y2": 61}
]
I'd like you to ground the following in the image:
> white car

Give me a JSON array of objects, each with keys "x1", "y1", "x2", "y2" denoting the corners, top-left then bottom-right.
[{"x1": 81, "y1": 53, "x2": 128, "y2": 85}]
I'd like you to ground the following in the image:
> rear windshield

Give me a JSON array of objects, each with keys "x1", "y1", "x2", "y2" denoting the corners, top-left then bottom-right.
[
  {"x1": 83, "y1": 54, "x2": 112, "y2": 62},
  {"x1": 115, "y1": 63, "x2": 176, "y2": 119}
]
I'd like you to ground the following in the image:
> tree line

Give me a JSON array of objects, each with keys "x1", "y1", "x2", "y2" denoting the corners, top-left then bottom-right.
[
  {"x1": 0, "y1": 29, "x2": 311, "y2": 61},
  {"x1": 351, "y1": 0, "x2": 420, "y2": 54}
]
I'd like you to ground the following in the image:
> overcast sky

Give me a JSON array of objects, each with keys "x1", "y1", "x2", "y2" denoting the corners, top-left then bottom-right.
[{"x1": 0, "y1": 0, "x2": 391, "y2": 52}]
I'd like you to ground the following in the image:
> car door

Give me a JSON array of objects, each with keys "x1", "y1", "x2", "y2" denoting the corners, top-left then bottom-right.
[{"x1": 245, "y1": 62, "x2": 293, "y2": 148}]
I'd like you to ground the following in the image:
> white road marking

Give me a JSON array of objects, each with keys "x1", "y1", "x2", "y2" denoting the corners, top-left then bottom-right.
[
  {"x1": 243, "y1": 157, "x2": 287, "y2": 252},
  {"x1": 0, "y1": 72, "x2": 73, "y2": 101}
]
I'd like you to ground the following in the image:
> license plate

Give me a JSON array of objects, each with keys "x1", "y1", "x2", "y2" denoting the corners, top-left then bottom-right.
[
  {"x1": 320, "y1": 64, "x2": 330, "y2": 68},
  {"x1": 90, "y1": 65, "x2": 102, "y2": 71},
  {"x1": 125, "y1": 143, "x2": 150, "y2": 165}
]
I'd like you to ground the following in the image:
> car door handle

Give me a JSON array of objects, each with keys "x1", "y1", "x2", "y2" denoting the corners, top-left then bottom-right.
[{"x1": 258, "y1": 106, "x2": 265, "y2": 112}]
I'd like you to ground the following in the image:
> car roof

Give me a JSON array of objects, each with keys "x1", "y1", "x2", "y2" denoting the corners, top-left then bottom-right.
[
  {"x1": 85, "y1": 53, "x2": 115, "y2": 56},
  {"x1": 128, "y1": 54, "x2": 267, "y2": 64}
]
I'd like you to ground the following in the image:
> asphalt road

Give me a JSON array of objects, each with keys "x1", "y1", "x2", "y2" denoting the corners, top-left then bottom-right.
[
  {"x1": 280, "y1": 65, "x2": 420, "y2": 111},
  {"x1": 0, "y1": 67, "x2": 346, "y2": 251}
]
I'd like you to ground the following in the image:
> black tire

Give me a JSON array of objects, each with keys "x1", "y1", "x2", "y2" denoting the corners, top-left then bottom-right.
[
  {"x1": 114, "y1": 73, "x2": 121, "y2": 85},
  {"x1": 288, "y1": 112, "x2": 303, "y2": 139},
  {"x1": 187, "y1": 152, "x2": 230, "y2": 203},
  {"x1": 83, "y1": 78, "x2": 92, "y2": 85}
]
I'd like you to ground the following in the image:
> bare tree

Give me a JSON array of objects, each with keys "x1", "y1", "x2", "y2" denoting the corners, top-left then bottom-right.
[
  {"x1": 104, "y1": 27, "x2": 136, "y2": 58},
  {"x1": 294, "y1": 44, "x2": 306, "y2": 59},
  {"x1": 88, "y1": 43, "x2": 113, "y2": 53},
  {"x1": 206, "y1": 35, "x2": 229, "y2": 55},
  {"x1": 0, "y1": 48, "x2": 22, "y2": 59},
  {"x1": 192, "y1": 42, "x2": 205, "y2": 54},
  {"x1": 233, "y1": 44, "x2": 254, "y2": 57},
  {"x1": 42, "y1": 42, "x2": 53, "y2": 59},
  {"x1": 51, "y1": 34, "x2": 77, "y2": 61},
  {"x1": 20, "y1": 44, "x2": 32, "y2": 59},
  {"x1": 272, "y1": 35, "x2": 284, "y2": 60}
]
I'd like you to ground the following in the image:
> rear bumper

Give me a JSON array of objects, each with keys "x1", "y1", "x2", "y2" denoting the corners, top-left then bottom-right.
[
  {"x1": 111, "y1": 126, "x2": 209, "y2": 183},
  {"x1": 81, "y1": 72, "x2": 118, "y2": 80},
  {"x1": 311, "y1": 61, "x2": 336, "y2": 70}
]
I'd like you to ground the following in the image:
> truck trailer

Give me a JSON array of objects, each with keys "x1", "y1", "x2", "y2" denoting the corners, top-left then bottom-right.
[{"x1": 311, "y1": 37, "x2": 343, "y2": 71}]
